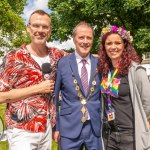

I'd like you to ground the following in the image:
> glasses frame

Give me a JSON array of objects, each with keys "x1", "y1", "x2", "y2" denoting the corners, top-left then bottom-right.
[{"x1": 28, "y1": 23, "x2": 51, "y2": 31}]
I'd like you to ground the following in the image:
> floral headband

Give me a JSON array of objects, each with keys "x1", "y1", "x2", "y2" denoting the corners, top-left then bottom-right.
[{"x1": 101, "y1": 25, "x2": 133, "y2": 43}]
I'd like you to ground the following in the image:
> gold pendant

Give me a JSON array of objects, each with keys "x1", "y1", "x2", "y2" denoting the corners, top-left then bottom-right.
[
  {"x1": 81, "y1": 106, "x2": 86, "y2": 114},
  {"x1": 81, "y1": 117, "x2": 86, "y2": 123}
]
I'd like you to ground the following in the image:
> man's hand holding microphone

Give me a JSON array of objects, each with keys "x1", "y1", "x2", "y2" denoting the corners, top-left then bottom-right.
[
  {"x1": 38, "y1": 63, "x2": 54, "y2": 98},
  {"x1": 37, "y1": 80, "x2": 54, "y2": 94}
]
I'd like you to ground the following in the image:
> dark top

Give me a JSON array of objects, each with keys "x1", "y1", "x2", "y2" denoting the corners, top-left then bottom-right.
[{"x1": 103, "y1": 74, "x2": 134, "y2": 130}]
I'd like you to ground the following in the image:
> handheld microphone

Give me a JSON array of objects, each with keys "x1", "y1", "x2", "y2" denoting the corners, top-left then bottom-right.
[
  {"x1": 42, "y1": 63, "x2": 52, "y2": 100},
  {"x1": 42, "y1": 63, "x2": 52, "y2": 80}
]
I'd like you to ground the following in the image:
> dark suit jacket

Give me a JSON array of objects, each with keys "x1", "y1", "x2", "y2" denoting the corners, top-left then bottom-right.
[{"x1": 55, "y1": 52, "x2": 102, "y2": 139}]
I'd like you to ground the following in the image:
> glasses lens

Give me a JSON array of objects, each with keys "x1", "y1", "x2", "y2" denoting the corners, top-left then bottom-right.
[{"x1": 29, "y1": 23, "x2": 50, "y2": 31}]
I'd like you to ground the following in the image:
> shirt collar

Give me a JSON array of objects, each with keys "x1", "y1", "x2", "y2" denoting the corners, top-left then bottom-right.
[{"x1": 75, "y1": 51, "x2": 90, "y2": 64}]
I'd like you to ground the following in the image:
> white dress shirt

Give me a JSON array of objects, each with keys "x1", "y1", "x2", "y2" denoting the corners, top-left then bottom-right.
[{"x1": 75, "y1": 51, "x2": 91, "y2": 84}]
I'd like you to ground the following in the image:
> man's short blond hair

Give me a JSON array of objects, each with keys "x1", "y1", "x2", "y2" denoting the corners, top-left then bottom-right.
[
  {"x1": 72, "y1": 22, "x2": 94, "y2": 37},
  {"x1": 28, "y1": 9, "x2": 51, "y2": 24}
]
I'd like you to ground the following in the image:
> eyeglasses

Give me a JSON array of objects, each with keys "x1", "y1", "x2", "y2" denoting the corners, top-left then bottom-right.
[{"x1": 28, "y1": 23, "x2": 51, "y2": 31}]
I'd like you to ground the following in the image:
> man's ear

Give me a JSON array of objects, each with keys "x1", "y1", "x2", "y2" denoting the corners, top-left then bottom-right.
[
  {"x1": 72, "y1": 36, "x2": 75, "y2": 43},
  {"x1": 48, "y1": 26, "x2": 52, "y2": 36},
  {"x1": 50, "y1": 26, "x2": 52, "y2": 35}
]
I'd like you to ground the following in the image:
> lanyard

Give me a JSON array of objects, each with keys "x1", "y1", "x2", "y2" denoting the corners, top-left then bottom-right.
[{"x1": 107, "y1": 64, "x2": 119, "y2": 108}]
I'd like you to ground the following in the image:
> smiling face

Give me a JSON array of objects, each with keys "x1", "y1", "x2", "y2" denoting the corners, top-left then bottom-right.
[
  {"x1": 27, "y1": 13, "x2": 51, "y2": 45},
  {"x1": 105, "y1": 33, "x2": 124, "y2": 63},
  {"x1": 73, "y1": 25, "x2": 94, "y2": 58}
]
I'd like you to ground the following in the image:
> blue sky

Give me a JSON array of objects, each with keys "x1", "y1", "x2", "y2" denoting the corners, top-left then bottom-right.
[{"x1": 21, "y1": 0, "x2": 74, "y2": 50}]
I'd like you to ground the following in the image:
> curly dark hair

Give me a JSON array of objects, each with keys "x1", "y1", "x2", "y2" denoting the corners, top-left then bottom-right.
[{"x1": 98, "y1": 32, "x2": 142, "y2": 76}]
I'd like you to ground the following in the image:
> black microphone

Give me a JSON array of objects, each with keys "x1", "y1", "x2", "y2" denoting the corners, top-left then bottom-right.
[
  {"x1": 42, "y1": 63, "x2": 52, "y2": 100},
  {"x1": 42, "y1": 63, "x2": 52, "y2": 80}
]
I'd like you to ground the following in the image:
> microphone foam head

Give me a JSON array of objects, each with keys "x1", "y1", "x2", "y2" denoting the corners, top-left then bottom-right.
[{"x1": 42, "y1": 63, "x2": 51, "y2": 74}]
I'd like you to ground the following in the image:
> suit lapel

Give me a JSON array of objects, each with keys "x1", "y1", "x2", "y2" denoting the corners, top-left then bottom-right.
[
  {"x1": 69, "y1": 53, "x2": 85, "y2": 95},
  {"x1": 87, "y1": 54, "x2": 97, "y2": 95}
]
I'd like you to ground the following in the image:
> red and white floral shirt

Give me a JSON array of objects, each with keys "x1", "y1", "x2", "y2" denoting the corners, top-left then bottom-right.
[{"x1": 0, "y1": 44, "x2": 66, "y2": 132}]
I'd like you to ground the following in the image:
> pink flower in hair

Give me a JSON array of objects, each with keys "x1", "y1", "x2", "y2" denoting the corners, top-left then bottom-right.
[
  {"x1": 121, "y1": 28, "x2": 125, "y2": 34},
  {"x1": 111, "y1": 26, "x2": 118, "y2": 32}
]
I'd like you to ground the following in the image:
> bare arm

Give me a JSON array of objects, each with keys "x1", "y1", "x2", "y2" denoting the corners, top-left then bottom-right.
[{"x1": 0, "y1": 80, "x2": 54, "y2": 104}]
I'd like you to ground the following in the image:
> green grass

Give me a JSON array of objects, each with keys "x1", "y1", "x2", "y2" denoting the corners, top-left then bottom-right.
[
  {"x1": 0, "y1": 104, "x2": 8, "y2": 150},
  {"x1": 0, "y1": 104, "x2": 58, "y2": 150}
]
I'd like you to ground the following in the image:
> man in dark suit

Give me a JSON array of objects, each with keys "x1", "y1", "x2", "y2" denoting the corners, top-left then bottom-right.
[{"x1": 54, "y1": 22, "x2": 102, "y2": 150}]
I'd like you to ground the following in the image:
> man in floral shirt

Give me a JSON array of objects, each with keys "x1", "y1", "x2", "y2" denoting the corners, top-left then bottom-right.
[{"x1": 0, "y1": 10, "x2": 66, "y2": 150}]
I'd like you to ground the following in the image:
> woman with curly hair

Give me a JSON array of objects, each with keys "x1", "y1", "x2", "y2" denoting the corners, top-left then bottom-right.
[{"x1": 98, "y1": 25, "x2": 150, "y2": 150}]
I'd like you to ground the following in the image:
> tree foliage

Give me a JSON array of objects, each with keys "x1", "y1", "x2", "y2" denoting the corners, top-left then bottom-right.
[
  {"x1": 0, "y1": 0, "x2": 29, "y2": 56},
  {"x1": 48, "y1": 0, "x2": 150, "y2": 55}
]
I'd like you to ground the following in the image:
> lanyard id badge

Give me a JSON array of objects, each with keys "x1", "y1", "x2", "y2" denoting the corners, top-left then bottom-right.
[
  {"x1": 106, "y1": 108, "x2": 115, "y2": 121},
  {"x1": 105, "y1": 64, "x2": 119, "y2": 122}
]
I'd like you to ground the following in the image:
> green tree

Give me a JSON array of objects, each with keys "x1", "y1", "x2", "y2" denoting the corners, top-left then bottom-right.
[
  {"x1": 48, "y1": 0, "x2": 150, "y2": 55},
  {"x1": 0, "y1": 0, "x2": 30, "y2": 56}
]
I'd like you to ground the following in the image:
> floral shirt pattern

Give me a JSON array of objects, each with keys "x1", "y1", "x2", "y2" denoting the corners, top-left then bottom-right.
[{"x1": 0, "y1": 44, "x2": 66, "y2": 132}]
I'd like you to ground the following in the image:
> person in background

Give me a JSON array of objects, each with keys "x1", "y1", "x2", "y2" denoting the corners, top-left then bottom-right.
[
  {"x1": 0, "y1": 9, "x2": 67, "y2": 150},
  {"x1": 53, "y1": 22, "x2": 103, "y2": 150},
  {"x1": 98, "y1": 25, "x2": 150, "y2": 150}
]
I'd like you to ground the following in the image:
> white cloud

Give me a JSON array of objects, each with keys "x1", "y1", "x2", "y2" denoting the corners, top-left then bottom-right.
[
  {"x1": 21, "y1": 0, "x2": 50, "y2": 24},
  {"x1": 47, "y1": 38, "x2": 75, "y2": 50},
  {"x1": 33, "y1": 0, "x2": 48, "y2": 9}
]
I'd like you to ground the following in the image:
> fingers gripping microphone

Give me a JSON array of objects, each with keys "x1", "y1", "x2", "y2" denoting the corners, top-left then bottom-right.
[{"x1": 42, "y1": 63, "x2": 52, "y2": 100}]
